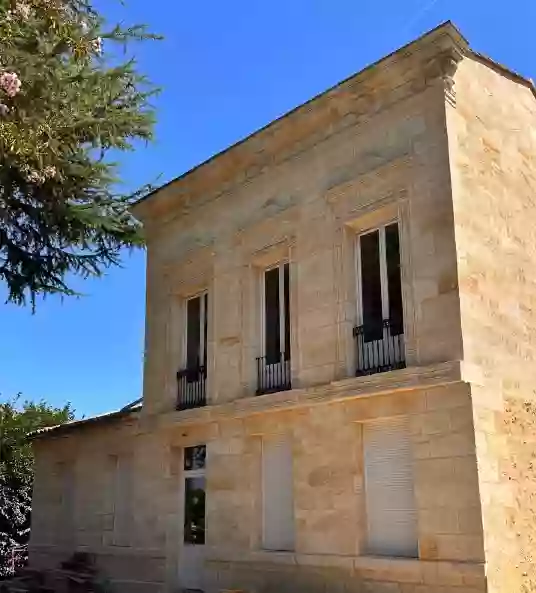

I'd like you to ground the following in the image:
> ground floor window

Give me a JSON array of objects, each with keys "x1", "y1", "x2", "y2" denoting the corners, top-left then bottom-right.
[{"x1": 183, "y1": 445, "x2": 206, "y2": 545}]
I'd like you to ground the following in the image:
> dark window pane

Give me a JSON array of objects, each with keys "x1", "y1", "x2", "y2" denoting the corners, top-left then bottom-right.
[
  {"x1": 184, "y1": 476, "x2": 205, "y2": 545},
  {"x1": 385, "y1": 223, "x2": 404, "y2": 336},
  {"x1": 203, "y1": 293, "x2": 208, "y2": 367},
  {"x1": 186, "y1": 297, "x2": 201, "y2": 370},
  {"x1": 283, "y1": 264, "x2": 290, "y2": 361},
  {"x1": 184, "y1": 445, "x2": 206, "y2": 471},
  {"x1": 265, "y1": 267, "x2": 280, "y2": 364},
  {"x1": 360, "y1": 231, "x2": 383, "y2": 342}
]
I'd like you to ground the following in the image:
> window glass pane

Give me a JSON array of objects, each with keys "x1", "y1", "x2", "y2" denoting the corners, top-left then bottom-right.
[
  {"x1": 385, "y1": 223, "x2": 404, "y2": 336},
  {"x1": 184, "y1": 476, "x2": 206, "y2": 545},
  {"x1": 186, "y1": 297, "x2": 201, "y2": 369},
  {"x1": 184, "y1": 445, "x2": 206, "y2": 471},
  {"x1": 265, "y1": 267, "x2": 280, "y2": 364},
  {"x1": 283, "y1": 263, "x2": 290, "y2": 361},
  {"x1": 360, "y1": 231, "x2": 383, "y2": 342}
]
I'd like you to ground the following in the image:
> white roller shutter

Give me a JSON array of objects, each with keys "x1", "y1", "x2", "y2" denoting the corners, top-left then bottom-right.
[
  {"x1": 363, "y1": 416, "x2": 417, "y2": 557},
  {"x1": 262, "y1": 435, "x2": 295, "y2": 551}
]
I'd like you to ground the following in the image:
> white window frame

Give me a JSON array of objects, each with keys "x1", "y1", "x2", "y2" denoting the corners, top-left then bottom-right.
[
  {"x1": 183, "y1": 290, "x2": 208, "y2": 368},
  {"x1": 184, "y1": 466, "x2": 205, "y2": 480},
  {"x1": 355, "y1": 221, "x2": 398, "y2": 327},
  {"x1": 260, "y1": 262, "x2": 289, "y2": 359}
]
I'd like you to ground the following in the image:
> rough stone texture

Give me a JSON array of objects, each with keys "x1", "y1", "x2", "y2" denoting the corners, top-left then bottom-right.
[
  {"x1": 448, "y1": 55, "x2": 536, "y2": 593},
  {"x1": 209, "y1": 556, "x2": 487, "y2": 593},
  {"x1": 30, "y1": 418, "x2": 168, "y2": 593},
  {"x1": 29, "y1": 22, "x2": 536, "y2": 593},
  {"x1": 30, "y1": 379, "x2": 485, "y2": 592},
  {"x1": 136, "y1": 25, "x2": 466, "y2": 416},
  {"x1": 203, "y1": 382, "x2": 484, "y2": 591}
]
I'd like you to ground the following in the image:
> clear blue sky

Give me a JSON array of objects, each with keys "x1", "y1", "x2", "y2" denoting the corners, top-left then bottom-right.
[{"x1": 1, "y1": 0, "x2": 535, "y2": 417}]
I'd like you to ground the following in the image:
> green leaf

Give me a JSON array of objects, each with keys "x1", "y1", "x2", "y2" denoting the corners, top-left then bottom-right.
[{"x1": 0, "y1": 0, "x2": 162, "y2": 306}]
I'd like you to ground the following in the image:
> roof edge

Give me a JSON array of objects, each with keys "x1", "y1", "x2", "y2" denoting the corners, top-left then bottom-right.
[
  {"x1": 29, "y1": 403, "x2": 141, "y2": 441},
  {"x1": 469, "y1": 50, "x2": 536, "y2": 98},
  {"x1": 131, "y1": 20, "x2": 467, "y2": 221}
]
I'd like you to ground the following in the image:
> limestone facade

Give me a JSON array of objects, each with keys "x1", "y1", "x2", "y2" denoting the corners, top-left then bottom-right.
[
  {"x1": 28, "y1": 21, "x2": 536, "y2": 593},
  {"x1": 447, "y1": 55, "x2": 536, "y2": 593}
]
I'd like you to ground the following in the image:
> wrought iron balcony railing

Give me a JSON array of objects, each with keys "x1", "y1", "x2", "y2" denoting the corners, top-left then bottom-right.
[
  {"x1": 256, "y1": 353, "x2": 291, "y2": 395},
  {"x1": 353, "y1": 319, "x2": 405, "y2": 376},
  {"x1": 177, "y1": 366, "x2": 206, "y2": 410}
]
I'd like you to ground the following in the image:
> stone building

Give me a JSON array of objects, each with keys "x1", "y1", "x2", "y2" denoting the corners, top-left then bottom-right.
[{"x1": 28, "y1": 21, "x2": 536, "y2": 593}]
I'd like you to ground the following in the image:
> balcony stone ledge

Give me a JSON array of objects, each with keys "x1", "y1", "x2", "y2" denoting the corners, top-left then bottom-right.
[{"x1": 149, "y1": 360, "x2": 464, "y2": 431}]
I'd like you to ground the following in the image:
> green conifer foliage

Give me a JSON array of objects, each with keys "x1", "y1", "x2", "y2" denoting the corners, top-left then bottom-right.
[{"x1": 0, "y1": 0, "x2": 160, "y2": 306}]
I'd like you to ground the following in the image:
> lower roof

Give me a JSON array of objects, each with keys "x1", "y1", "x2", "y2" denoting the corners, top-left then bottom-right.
[{"x1": 29, "y1": 399, "x2": 142, "y2": 440}]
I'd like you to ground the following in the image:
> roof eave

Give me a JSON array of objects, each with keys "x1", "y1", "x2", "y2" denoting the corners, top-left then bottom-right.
[
  {"x1": 469, "y1": 50, "x2": 536, "y2": 99},
  {"x1": 29, "y1": 405, "x2": 140, "y2": 441},
  {"x1": 130, "y1": 21, "x2": 468, "y2": 223}
]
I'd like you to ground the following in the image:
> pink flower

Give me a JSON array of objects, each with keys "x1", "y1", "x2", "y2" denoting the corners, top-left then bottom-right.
[
  {"x1": 91, "y1": 37, "x2": 103, "y2": 55},
  {"x1": 0, "y1": 72, "x2": 22, "y2": 98}
]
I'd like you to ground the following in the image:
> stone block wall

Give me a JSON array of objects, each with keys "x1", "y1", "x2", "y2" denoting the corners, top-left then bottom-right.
[
  {"x1": 449, "y1": 55, "x2": 536, "y2": 593},
  {"x1": 29, "y1": 417, "x2": 169, "y2": 593},
  {"x1": 199, "y1": 381, "x2": 484, "y2": 592},
  {"x1": 30, "y1": 378, "x2": 486, "y2": 593},
  {"x1": 210, "y1": 559, "x2": 486, "y2": 593},
  {"x1": 35, "y1": 23, "x2": 536, "y2": 593},
  {"x1": 139, "y1": 30, "x2": 465, "y2": 416}
]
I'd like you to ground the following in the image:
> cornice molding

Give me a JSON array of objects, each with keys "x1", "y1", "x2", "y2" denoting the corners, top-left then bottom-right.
[
  {"x1": 133, "y1": 24, "x2": 470, "y2": 229},
  {"x1": 424, "y1": 46, "x2": 465, "y2": 107}
]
